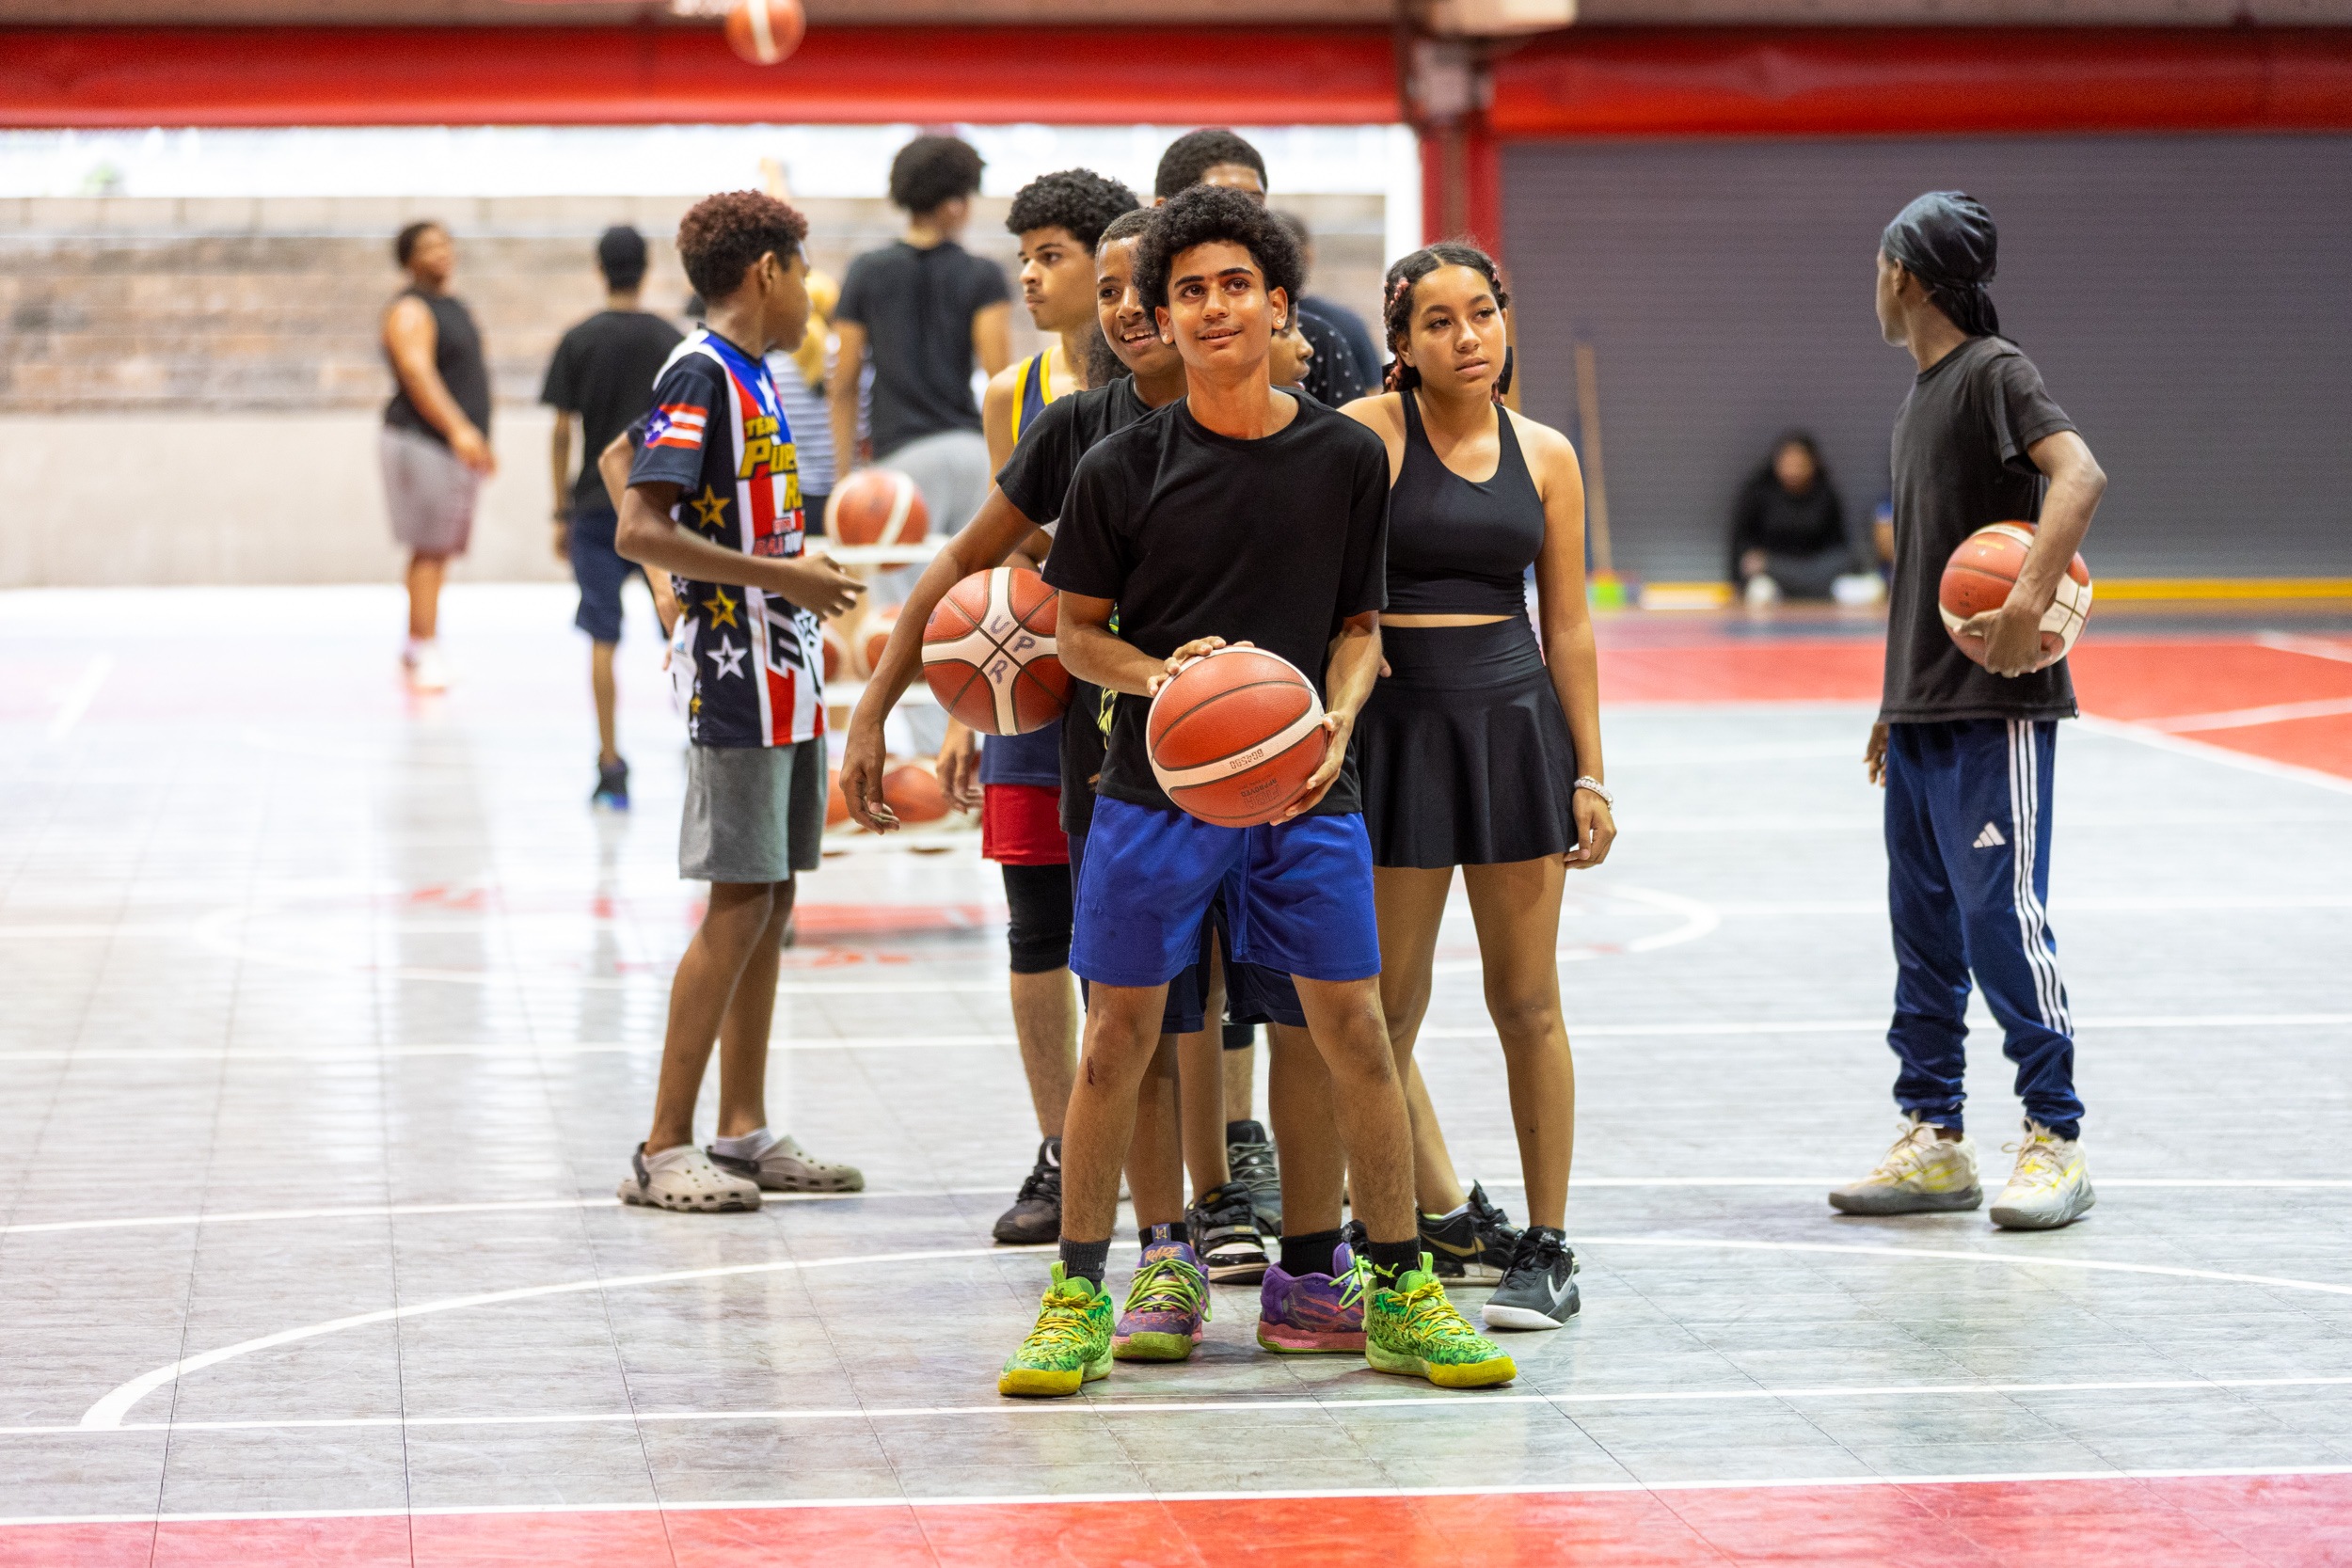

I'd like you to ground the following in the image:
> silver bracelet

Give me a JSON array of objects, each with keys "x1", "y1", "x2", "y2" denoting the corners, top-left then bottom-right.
[{"x1": 1574, "y1": 776, "x2": 1614, "y2": 807}]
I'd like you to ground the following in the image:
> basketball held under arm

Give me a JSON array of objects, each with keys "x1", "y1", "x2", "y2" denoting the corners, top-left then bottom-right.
[{"x1": 1968, "y1": 429, "x2": 2106, "y2": 677}]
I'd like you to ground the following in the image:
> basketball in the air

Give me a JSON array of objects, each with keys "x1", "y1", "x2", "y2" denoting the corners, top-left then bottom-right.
[
  {"x1": 827, "y1": 467, "x2": 928, "y2": 546},
  {"x1": 1148, "y1": 646, "x2": 1329, "y2": 827},
  {"x1": 1939, "y1": 522, "x2": 2093, "y2": 669},
  {"x1": 921, "y1": 568, "x2": 1070, "y2": 736},
  {"x1": 724, "y1": 0, "x2": 804, "y2": 66}
]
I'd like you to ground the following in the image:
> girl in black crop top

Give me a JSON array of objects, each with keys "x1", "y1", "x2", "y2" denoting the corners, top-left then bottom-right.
[{"x1": 1340, "y1": 243, "x2": 1614, "y2": 1329}]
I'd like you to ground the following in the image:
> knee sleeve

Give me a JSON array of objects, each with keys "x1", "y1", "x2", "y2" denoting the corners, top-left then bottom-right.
[{"x1": 1002, "y1": 863, "x2": 1073, "y2": 975}]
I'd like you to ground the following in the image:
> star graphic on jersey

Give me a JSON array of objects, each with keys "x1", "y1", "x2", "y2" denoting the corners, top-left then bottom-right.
[
  {"x1": 689, "y1": 485, "x2": 729, "y2": 532},
  {"x1": 701, "y1": 586, "x2": 739, "y2": 628},
  {"x1": 707, "y1": 635, "x2": 747, "y2": 678}
]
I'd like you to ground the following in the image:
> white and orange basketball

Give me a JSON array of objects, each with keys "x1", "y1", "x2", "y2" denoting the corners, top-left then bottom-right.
[
  {"x1": 827, "y1": 467, "x2": 928, "y2": 546},
  {"x1": 1939, "y1": 522, "x2": 2093, "y2": 669},
  {"x1": 859, "y1": 604, "x2": 900, "y2": 680},
  {"x1": 1148, "y1": 646, "x2": 1329, "y2": 827},
  {"x1": 724, "y1": 0, "x2": 804, "y2": 66},
  {"x1": 921, "y1": 568, "x2": 1070, "y2": 736}
]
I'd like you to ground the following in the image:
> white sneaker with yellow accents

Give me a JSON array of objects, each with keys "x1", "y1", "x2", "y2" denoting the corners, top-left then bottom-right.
[
  {"x1": 1828, "y1": 1116, "x2": 1981, "y2": 1215},
  {"x1": 1989, "y1": 1121, "x2": 2095, "y2": 1230}
]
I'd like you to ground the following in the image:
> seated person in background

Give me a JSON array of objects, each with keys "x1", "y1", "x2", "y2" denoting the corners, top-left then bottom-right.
[{"x1": 1729, "y1": 431, "x2": 1865, "y2": 606}]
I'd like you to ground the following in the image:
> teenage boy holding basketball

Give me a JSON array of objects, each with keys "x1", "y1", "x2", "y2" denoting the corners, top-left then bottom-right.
[
  {"x1": 996, "y1": 186, "x2": 1515, "y2": 1396},
  {"x1": 1834, "y1": 191, "x2": 2107, "y2": 1231}
]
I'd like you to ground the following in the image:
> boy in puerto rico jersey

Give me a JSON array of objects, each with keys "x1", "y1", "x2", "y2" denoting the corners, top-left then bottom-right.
[{"x1": 612, "y1": 190, "x2": 868, "y2": 1212}]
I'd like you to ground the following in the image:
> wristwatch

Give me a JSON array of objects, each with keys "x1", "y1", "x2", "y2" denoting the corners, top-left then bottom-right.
[{"x1": 1573, "y1": 776, "x2": 1614, "y2": 806}]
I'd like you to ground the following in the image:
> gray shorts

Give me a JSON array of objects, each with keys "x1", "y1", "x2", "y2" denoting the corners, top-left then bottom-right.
[
  {"x1": 380, "y1": 424, "x2": 482, "y2": 556},
  {"x1": 679, "y1": 740, "x2": 826, "y2": 884}
]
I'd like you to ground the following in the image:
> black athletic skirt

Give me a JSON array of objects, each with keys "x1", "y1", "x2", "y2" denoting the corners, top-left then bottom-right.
[{"x1": 1354, "y1": 616, "x2": 1581, "y2": 869}]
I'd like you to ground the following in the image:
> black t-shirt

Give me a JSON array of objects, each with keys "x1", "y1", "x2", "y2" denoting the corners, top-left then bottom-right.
[
  {"x1": 834, "y1": 240, "x2": 1009, "y2": 459},
  {"x1": 542, "y1": 309, "x2": 685, "y2": 515},
  {"x1": 1883, "y1": 335, "x2": 2080, "y2": 723},
  {"x1": 1043, "y1": 392, "x2": 1389, "y2": 817},
  {"x1": 1297, "y1": 297, "x2": 1375, "y2": 409},
  {"x1": 994, "y1": 376, "x2": 1154, "y2": 834}
]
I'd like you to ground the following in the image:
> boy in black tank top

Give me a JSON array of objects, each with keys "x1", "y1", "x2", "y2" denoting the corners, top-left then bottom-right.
[{"x1": 379, "y1": 221, "x2": 495, "y2": 692}]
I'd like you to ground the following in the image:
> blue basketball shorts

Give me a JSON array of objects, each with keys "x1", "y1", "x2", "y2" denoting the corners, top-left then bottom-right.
[{"x1": 1070, "y1": 797, "x2": 1380, "y2": 990}]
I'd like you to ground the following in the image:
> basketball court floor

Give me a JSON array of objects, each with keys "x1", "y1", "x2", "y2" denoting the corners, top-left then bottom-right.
[{"x1": 5, "y1": 583, "x2": 2352, "y2": 1566}]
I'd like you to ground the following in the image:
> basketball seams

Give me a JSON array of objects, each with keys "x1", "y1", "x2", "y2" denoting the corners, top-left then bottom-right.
[{"x1": 1151, "y1": 681, "x2": 1316, "y2": 770}]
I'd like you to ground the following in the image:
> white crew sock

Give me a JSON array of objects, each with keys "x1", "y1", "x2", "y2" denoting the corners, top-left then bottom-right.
[{"x1": 711, "y1": 1127, "x2": 777, "y2": 1162}]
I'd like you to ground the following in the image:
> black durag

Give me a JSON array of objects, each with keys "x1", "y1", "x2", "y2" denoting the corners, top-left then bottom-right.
[{"x1": 1881, "y1": 191, "x2": 2002, "y2": 340}]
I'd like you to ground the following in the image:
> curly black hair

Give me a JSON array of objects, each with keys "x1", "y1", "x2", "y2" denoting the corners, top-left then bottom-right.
[
  {"x1": 1133, "y1": 185, "x2": 1303, "y2": 323},
  {"x1": 1152, "y1": 128, "x2": 1267, "y2": 200},
  {"x1": 887, "y1": 134, "x2": 985, "y2": 215},
  {"x1": 1380, "y1": 241, "x2": 1512, "y2": 394},
  {"x1": 675, "y1": 190, "x2": 810, "y2": 303},
  {"x1": 1096, "y1": 206, "x2": 1155, "y2": 251},
  {"x1": 1005, "y1": 167, "x2": 1138, "y2": 252}
]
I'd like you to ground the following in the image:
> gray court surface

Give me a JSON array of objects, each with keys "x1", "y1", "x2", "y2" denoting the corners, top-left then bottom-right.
[{"x1": 3, "y1": 586, "x2": 2349, "y2": 1523}]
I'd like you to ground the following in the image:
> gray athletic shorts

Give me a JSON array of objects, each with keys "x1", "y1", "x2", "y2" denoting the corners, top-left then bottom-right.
[
  {"x1": 679, "y1": 740, "x2": 826, "y2": 885},
  {"x1": 380, "y1": 424, "x2": 482, "y2": 556}
]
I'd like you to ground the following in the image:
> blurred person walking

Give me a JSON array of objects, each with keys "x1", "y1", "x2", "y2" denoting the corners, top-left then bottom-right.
[
  {"x1": 541, "y1": 225, "x2": 685, "y2": 809},
  {"x1": 830, "y1": 134, "x2": 1011, "y2": 545},
  {"x1": 381, "y1": 220, "x2": 495, "y2": 692}
]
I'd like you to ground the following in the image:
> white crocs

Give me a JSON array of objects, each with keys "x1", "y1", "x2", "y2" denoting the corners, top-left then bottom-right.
[
  {"x1": 707, "y1": 1132, "x2": 864, "y2": 1193},
  {"x1": 617, "y1": 1143, "x2": 761, "y2": 1212}
]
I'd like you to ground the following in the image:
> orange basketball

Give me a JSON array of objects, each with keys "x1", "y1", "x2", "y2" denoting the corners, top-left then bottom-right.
[
  {"x1": 724, "y1": 0, "x2": 804, "y2": 66},
  {"x1": 1939, "y1": 522, "x2": 2093, "y2": 669},
  {"x1": 882, "y1": 759, "x2": 950, "y2": 825},
  {"x1": 860, "y1": 605, "x2": 900, "y2": 678},
  {"x1": 921, "y1": 567, "x2": 1071, "y2": 735},
  {"x1": 1148, "y1": 646, "x2": 1329, "y2": 827},
  {"x1": 819, "y1": 618, "x2": 850, "y2": 683},
  {"x1": 825, "y1": 768, "x2": 850, "y2": 828},
  {"x1": 827, "y1": 467, "x2": 928, "y2": 546}
]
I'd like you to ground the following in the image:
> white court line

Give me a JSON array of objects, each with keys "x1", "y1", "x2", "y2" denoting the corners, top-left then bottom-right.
[
  {"x1": 7, "y1": 1461, "x2": 2352, "y2": 1528},
  {"x1": 14, "y1": 1372, "x2": 2352, "y2": 1440},
  {"x1": 7, "y1": 1009, "x2": 2345, "y2": 1065},
  {"x1": 2142, "y1": 696, "x2": 2352, "y2": 733},
  {"x1": 2080, "y1": 715, "x2": 2352, "y2": 797},
  {"x1": 77, "y1": 1234, "x2": 2352, "y2": 1431},
  {"x1": 44, "y1": 655, "x2": 111, "y2": 741},
  {"x1": 2258, "y1": 630, "x2": 2352, "y2": 666},
  {"x1": 17, "y1": 1175, "x2": 2352, "y2": 1240}
]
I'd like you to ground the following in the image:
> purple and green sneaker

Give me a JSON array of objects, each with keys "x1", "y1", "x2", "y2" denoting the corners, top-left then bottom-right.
[
  {"x1": 1257, "y1": 1242, "x2": 1366, "y2": 1354},
  {"x1": 1112, "y1": 1226, "x2": 1211, "y2": 1362}
]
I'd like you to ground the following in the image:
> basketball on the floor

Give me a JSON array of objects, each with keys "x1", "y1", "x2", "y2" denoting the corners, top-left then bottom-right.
[
  {"x1": 827, "y1": 467, "x2": 927, "y2": 546},
  {"x1": 724, "y1": 0, "x2": 804, "y2": 66},
  {"x1": 921, "y1": 567, "x2": 1071, "y2": 735},
  {"x1": 859, "y1": 605, "x2": 900, "y2": 678},
  {"x1": 1148, "y1": 645, "x2": 1329, "y2": 827},
  {"x1": 820, "y1": 618, "x2": 850, "y2": 683},
  {"x1": 1939, "y1": 522, "x2": 2093, "y2": 668},
  {"x1": 882, "y1": 758, "x2": 951, "y2": 825}
]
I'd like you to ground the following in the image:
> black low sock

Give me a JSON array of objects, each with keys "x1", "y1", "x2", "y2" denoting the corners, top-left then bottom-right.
[
  {"x1": 1363, "y1": 1237, "x2": 1422, "y2": 1286},
  {"x1": 1058, "y1": 1237, "x2": 1110, "y2": 1289},
  {"x1": 1280, "y1": 1227, "x2": 1345, "y2": 1278}
]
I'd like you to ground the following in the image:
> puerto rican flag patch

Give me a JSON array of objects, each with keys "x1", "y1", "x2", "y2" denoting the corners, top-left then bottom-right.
[{"x1": 646, "y1": 402, "x2": 707, "y2": 451}]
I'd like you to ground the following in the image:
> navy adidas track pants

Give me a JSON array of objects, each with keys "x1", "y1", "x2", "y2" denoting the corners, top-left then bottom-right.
[{"x1": 1883, "y1": 718, "x2": 2083, "y2": 1140}]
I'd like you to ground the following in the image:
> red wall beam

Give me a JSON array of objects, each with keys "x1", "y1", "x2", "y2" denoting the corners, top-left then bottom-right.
[
  {"x1": 0, "y1": 25, "x2": 1400, "y2": 128},
  {"x1": 1491, "y1": 27, "x2": 2352, "y2": 138}
]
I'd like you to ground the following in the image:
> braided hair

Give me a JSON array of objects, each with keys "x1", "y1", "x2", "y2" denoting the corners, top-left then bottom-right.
[{"x1": 1381, "y1": 242, "x2": 1512, "y2": 400}]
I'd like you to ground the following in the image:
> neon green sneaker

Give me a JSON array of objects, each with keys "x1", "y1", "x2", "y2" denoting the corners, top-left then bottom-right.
[
  {"x1": 998, "y1": 1263, "x2": 1114, "y2": 1399},
  {"x1": 1359, "y1": 1252, "x2": 1518, "y2": 1388}
]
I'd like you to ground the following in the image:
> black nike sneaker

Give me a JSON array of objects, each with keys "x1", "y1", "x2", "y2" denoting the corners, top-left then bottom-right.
[
  {"x1": 993, "y1": 1137, "x2": 1061, "y2": 1245},
  {"x1": 1418, "y1": 1181, "x2": 1521, "y2": 1283},
  {"x1": 1482, "y1": 1225, "x2": 1581, "y2": 1330},
  {"x1": 1186, "y1": 1179, "x2": 1269, "y2": 1284},
  {"x1": 1225, "y1": 1119, "x2": 1281, "y2": 1237}
]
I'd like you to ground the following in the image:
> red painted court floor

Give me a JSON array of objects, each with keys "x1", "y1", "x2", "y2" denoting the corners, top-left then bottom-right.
[{"x1": 9, "y1": 1470, "x2": 2349, "y2": 1566}]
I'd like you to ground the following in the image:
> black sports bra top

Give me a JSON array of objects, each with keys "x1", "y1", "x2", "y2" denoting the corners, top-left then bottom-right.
[{"x1": 1384, "y1": 391, "x2": 1545, "y2": 617}]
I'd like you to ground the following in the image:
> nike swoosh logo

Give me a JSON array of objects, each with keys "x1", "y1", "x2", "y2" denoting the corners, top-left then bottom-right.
[
  {"x1": 1424, "y1": 1236, "x2": 1479, "y2": 1258},
  {"x1": 1546, "y1": 1275, "x2": 1573, "y2": 1308}
]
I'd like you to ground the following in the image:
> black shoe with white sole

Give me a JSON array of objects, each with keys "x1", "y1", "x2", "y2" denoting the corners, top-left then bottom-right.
[
  {"x1": 1482, "y1": 1226, "x2": 1581, "y2": 1331},
  {"x1": 1186, "y1": 1180, "x2": 1269, "y2": 1284},
  {"x1": 1420, "y1": 1181, "x2": 1521, "y2": 1283}
]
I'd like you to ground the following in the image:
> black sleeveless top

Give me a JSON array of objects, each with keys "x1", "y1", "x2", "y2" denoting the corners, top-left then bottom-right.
[
  {"x1": 384, "y1": 288, "x2": 493, "y2": 444},
  {"x1": 1384, "y1": 391, "x2": 1545, "y2": 616}
]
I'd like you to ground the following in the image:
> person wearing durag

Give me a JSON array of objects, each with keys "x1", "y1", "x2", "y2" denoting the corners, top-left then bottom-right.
[{"x1": 1831, "y1": 190, "x2": 2111, "y2": 1232}]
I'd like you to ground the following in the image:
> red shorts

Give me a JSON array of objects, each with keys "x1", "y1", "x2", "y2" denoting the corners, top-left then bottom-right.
[{"x1": 981, "y1": 784, "x2": 1069, "y2": 866}]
